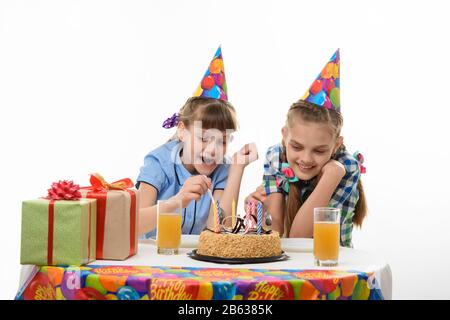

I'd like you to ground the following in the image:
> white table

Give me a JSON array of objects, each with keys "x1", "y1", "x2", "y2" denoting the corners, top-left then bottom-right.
[
  {"x1": 18, "y1": 237, "x2": 392, "y2": 299},
  {"x1": 92, "y1": 237, "x2": 393, "y2": 299}
]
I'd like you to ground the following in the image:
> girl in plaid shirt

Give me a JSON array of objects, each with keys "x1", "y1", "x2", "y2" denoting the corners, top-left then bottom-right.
[{"x1": 247, "y1": 50, "x2": 367, "y2": 247}]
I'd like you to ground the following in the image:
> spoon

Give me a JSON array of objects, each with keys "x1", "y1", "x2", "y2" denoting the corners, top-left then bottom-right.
[
  {"x1": 265, "y1": 211, "x2": 273, "y2": 226},
  {"x1": 207, "y1": 188, "x2": 215, "y2": 205},
  {"x1": 207, "y1": 189, "x2": 225, "y2": 221}
]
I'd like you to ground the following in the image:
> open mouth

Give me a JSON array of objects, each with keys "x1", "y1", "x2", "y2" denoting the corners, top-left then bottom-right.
[{"x1": 201, "y1": 155, "x2": 216, "y2": 166}]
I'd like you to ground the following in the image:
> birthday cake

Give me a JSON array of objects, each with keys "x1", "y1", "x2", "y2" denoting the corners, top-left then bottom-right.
[
  {"x1": 197, "y1": 229, "x2": 282, "y2": 259},
  {"x1": 196, "y1": 205, "x2": 282, "y2": 259}
]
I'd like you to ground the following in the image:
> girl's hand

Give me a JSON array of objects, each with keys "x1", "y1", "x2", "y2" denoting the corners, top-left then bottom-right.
[
  {"x1": 245, "y1": 185, "x2": 267, "y2": 205},
  {"x1": 320, "y1": 159, "x2": 346, "y2": 180},
  {"x1": 231, "y1": 143, "x2": 258, "y2": 167},
  {"x1": 171, "y1": 175, "x2": 212, "y2": 208}
]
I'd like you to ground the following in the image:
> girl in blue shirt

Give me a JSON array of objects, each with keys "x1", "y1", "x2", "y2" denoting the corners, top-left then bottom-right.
[{"x1": 136, "y1": 47, "x2": 257, "y2": 238}]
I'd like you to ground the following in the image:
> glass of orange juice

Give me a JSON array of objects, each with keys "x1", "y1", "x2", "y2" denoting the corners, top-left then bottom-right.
[
  {"x1": 157, "y1": 199, "x2": 182, "y2": 255},
  {"x1": 313, "y1": 207, "x2": 340, "y2": 267}
]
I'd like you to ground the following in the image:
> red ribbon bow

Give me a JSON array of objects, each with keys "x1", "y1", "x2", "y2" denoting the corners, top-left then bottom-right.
[
  {"x1": 45, "y1": 180, "x2": 82, "y2": 200},
  {"x1": 88, "y1": 173, "x2": 134, "y2": 191}
]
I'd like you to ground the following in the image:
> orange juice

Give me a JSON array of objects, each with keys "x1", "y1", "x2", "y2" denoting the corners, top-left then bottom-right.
[
  {"x1": 157, "y1": 213, "x2": 182, "y2": 249},
  {"x1": 313, "y1": 222, "x2": 340, "y2": 261}
]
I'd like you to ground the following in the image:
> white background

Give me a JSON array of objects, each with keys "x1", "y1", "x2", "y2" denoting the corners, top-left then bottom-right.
[{"x1": 1, "y1": 0, "x2": 450, "y2": 300}]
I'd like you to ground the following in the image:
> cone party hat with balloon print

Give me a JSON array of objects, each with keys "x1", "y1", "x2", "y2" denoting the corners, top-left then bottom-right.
[
  {"x1": 193, "y1": 46, "x2": 228, "y2": 101},
  {"x1": 301, "y1": 49, "x2": 340, "y2": 112}
]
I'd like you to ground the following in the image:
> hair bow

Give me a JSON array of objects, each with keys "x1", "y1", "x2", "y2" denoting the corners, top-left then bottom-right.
[
  {"x1": 275, "y1": 163, "x2": 299, "y2": 193},
  {"x1": 353, "y1": 151, "x2": 366, "y2": 174},
  {"x1": 162, "y1": 113, "x2": 179, "y2": 129}
]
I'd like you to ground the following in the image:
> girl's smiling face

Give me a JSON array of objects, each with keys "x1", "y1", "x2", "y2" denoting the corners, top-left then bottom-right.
[
  {"x1": 282, "y1": 119, "x2": 343, "y2": 181},
  {"x1": 179, "y1": 122, "x2": 233, "y2": 176}
]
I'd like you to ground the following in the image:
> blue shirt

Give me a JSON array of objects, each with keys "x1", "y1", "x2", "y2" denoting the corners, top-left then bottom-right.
[{"x1": 136, "y1": 139, "x2": 230, "y2": 238}]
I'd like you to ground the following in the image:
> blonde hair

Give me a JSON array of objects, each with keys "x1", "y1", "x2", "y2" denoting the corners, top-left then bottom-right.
[{"x1": 283, "y1": 99, "x2": 367, "y2": 235}]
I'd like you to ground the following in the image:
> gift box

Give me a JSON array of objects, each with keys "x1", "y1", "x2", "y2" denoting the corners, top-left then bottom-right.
[
  {"x1": 79, "y1": 173, "x2": 139, "y2": 260},
  {"x1": 20, "y1": 181, "x2": 97, "y2": 266}
]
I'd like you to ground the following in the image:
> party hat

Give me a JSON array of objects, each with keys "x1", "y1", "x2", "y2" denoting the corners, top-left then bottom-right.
[
  {"x1": 301, "y1": 49, "x2": 340, "y2": 112},
  {"x1": 193, "y1": 46, "x2": 228, "y2": 101}
]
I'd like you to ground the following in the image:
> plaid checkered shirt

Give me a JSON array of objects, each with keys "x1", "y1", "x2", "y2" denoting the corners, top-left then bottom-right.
[{"x1": 262, "y1": 143, "x2": 361, "y2": 247}]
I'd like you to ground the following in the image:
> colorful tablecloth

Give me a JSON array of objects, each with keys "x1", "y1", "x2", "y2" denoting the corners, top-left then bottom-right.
[{"x1": 16, "y1": 265, "x2": 384, "y2": 300}]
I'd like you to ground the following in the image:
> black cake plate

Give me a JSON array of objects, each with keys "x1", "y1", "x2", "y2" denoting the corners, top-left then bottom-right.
[{"x1": 187, "y1": 249, "x2": 289, "y2": 264}]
